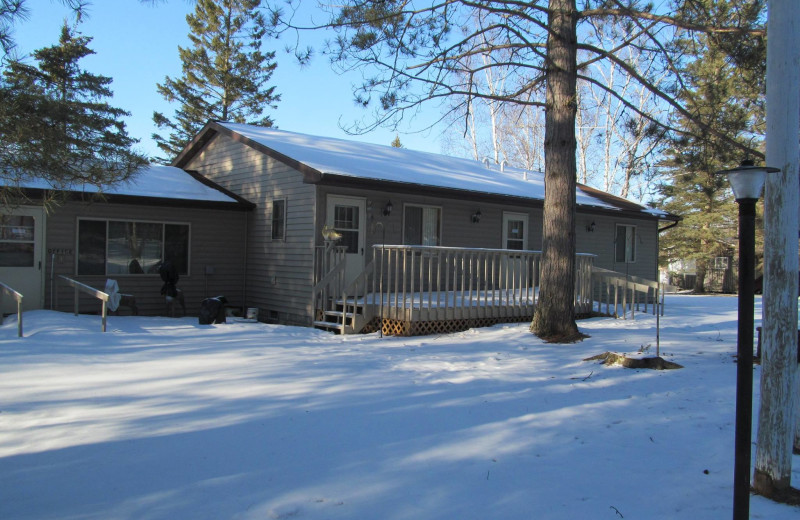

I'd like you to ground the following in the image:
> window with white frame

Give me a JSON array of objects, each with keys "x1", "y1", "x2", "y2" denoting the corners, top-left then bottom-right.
[
  {"x1": 615, "y1": 224, "x2": 637, "y2": 263},
  {"x1": 503, "y1": 212, "x2": 528, "y2": 251},
  {"x1": 403, "y1": 204, "x2": 441, "y2": 246},
  {"x1": 271, "y1": 198, "x2": 286, "y2": 240},
  {"x1": 0, "y1": 215, "x2": 35, "y2": 267},
  {"x1": 77, "y1": 219, "x2": 190, "y2": 275}
]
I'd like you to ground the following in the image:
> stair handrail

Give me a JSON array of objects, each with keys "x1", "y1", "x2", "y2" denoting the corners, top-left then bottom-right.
[
  {"x1": 58, "y1": 275, "x2": 110, "y2": 332},
  {"x1": 311, "y1": 255, "x2": 347, "y2": 321},
  {"x1": 339, "y1": 258, "x2": 377, "y2": 332},
  {"x1": 0, "y1": 280, "x2": 23, "y2": 337},
  {"x1": 591, "y1": 268, "x2": 661, "y2": 319},
  {"x1": 314, "y1": 243, "x2": 347, "y2": 285}
]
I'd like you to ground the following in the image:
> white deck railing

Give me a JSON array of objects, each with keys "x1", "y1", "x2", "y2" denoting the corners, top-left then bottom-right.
[
  {"x1": 591, "y1": 267, "x2": 662, "y2": 319},
  {"x1": 369, "y1": 245, "x2": 543, "y2": 321},
  {"x1": 327, "y1": 245, "x2": 595, "y2": 332}
]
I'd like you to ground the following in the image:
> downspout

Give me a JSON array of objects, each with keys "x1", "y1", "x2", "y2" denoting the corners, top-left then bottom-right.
[
  {"x1": 656, "y1": 219, "x2": 680, "y2": 284},
  {"x1": 658, "y1": 220, "x2": 679, "y2": 233},
  {"x1": 242, "y1": 211, "x2": 249, "y2": 314}
]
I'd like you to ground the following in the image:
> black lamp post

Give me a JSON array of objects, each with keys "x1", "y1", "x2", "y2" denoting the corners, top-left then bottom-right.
[{"x1": 716, "y1": 160, "x2": 779, "y2": 520}]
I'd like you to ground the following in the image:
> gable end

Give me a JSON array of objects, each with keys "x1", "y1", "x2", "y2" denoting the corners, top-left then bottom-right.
[{"x1": 174, "y1": 121, "x2": 323, "y2": 184}]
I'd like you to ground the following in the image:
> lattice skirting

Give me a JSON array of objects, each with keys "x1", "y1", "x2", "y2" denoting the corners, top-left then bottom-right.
[{"x1": 359, "y1": 315, "x2": 533, "y2": 337}]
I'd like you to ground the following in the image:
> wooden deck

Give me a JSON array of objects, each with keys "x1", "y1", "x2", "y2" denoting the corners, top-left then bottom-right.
[{"x1": 312, "y1": 244, "x2": 661, "y2": 336}]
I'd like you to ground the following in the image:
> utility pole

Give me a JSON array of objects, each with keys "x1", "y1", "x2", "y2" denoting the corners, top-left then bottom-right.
[{"x1": 753, "y1": 0, "x2": 800, "y2": 502}]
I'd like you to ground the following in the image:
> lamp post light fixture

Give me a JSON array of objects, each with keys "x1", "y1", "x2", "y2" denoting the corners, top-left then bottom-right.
[{"x1": 715, "y1": 159, "x2": 780, "y2": 520}]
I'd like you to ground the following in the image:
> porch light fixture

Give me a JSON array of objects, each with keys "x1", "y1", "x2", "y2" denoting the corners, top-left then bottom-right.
[
  {"x1": 472, "y1": 209, "x2": 482, "y2": 224},
  {"x1": 718, "y1": 159, "x2": 777, "y2": 201},
  {"x1": 586, "y1": 221, "x2": 596, "y2": 233},
  {"x1": 383, "y1": 200, "x2": 393, "y2": 217},
  {"x1": 715, "y1": 159, "x2": 780, "y2": 520}
]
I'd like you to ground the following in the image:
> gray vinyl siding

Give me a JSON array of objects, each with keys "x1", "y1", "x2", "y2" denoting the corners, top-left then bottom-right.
[
  {"x1": 184, "y1": 133, "x2": 316, "y2": 325},
  {"x1": 575, "y1": 213, "x2": 659, "y2": 279},
  {"x1": 317, "y1": 185, "x2": 660, "y2": 280},
  {"x1": 315, "y1": 185, "x2": 539, "y2": 252},
  {"x1": 44, "y1": 201, "x2": 247, "y2": 316}
]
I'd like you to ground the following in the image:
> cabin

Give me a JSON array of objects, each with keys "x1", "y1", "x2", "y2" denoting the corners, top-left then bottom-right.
[
  {"x1": 172, "y1": 121, "x2": 679, "y2": 335},
  {"x1": 1, "y1": 165, "x2": 253, "y2": 317}
]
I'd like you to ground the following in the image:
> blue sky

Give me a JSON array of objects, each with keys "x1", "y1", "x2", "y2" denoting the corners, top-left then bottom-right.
[{"x1": 11, "y1": 0, "x2": 446, "y2": 160}]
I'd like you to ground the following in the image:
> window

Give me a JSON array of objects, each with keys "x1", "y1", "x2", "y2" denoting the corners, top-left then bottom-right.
[
  {"x1": 615, "y1": 224, "x2": 637, "y2": 263},
  {"x1": 403, "y1": 205, "x2": 441, "y2": 246},
  {"x1": 333, "y1": 203, "x2": 359, "y2": 253},
  {"x1": 0, "y1": 215, "x2": 35, "y2": 267},
  {"x1": 77, "y1": 219, "x2": 190, "y2": 275},
  {"x1": 503, "y1": 213, "x2": 528, "y2": 251},
  {"x1": 271, "y1": 199, "x2": 286, "y2": 240}
]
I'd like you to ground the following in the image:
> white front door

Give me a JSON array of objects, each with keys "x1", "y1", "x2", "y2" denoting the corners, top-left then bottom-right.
[
  {"x1": 0, "y1": 206, "x2": 45, "y2": 312},
  {"x1": 326, "y1": 196, "x2": 366, "y2": 286}
]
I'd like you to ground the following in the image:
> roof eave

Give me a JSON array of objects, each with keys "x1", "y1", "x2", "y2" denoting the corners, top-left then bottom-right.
[
  {"x1": 317, "y1": 173, "x2": 665, "y2": 221},
  {"x1": 18, "y1": 188, "x2": 253, "y2": 211}
]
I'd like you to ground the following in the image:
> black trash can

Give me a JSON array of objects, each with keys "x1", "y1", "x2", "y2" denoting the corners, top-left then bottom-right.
[{"x1": 199, "y1": 296, "x2": 228, "y2": 325}]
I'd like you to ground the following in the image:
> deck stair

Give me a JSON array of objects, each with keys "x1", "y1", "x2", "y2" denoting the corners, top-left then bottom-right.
[
  {"x1": 313, "y1": 299, "x2": 369, "y2": 334},
  {"x1": 311, "y1": 247, "x2": 376, "y2": 334}
]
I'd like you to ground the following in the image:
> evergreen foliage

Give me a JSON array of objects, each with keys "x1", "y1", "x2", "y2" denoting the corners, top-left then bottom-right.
[
  {"x1": 1, "y1": 1, "x2": 96, "y2": 59},
  {"x1": 0, "y1": 23, "x2": 147, "y2": 206},
  {"x1": 390, "y1": 134, "x2": 402, "y2": 148},
  {"x1": 153, "y1": 0, "x2": 279, "y2": 162},
  {"x1": 657, "y1": 0, "x2": 766, "y2": 292}
]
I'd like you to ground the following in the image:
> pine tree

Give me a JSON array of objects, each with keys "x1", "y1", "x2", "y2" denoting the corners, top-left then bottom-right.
[
  {"x1": 0, "y1": 23, "x2": 146, "y2": 204},
  {"x1": 657, "y1": 3, "x2": 765, "y2": 293},
  {"x1": 657, "y1": 165, "x2": 740, "y2": 292},
  {"x1": 390, "y1": 134, "x2": 402, "y2": 148},
  {"x1": 153, "y1": 0, "x2": 279, "y2": 161},
  {"x1": 658, "y1": 57, "x2": 744, "y2": 293}
]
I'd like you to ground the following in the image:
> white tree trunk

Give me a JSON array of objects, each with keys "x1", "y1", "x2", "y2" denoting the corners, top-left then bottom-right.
[
  {"x1": 468, "y1": 97, "x2": 480, "y2": 161},
  {"x1": 753, "y1": 0, "x2": 800, "y2": 499}
]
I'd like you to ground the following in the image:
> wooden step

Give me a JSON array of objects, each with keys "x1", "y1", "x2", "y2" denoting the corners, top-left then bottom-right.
[
  {"x1": 324, "y1": 310, "x2": 355, "y2": 320},
  {"x1": 313, "y1": 320, "x2": 344, "y2": 333}
]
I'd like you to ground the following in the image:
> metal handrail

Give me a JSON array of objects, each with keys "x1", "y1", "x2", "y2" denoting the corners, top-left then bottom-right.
[
  {"x1": 591, "y1": 268, "x2": 661, "y2": 320},
  {"x1": 0, "y1": 281, "x2": 23, "y2": 337},
  {"x1": 58, "y1": 275, "x2": 110, "y2": 332}
]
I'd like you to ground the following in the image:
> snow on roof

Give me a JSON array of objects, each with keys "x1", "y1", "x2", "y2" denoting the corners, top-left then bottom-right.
[
  {"x1": 220, "y1": 122, "x2": 647, "y2": 213},
  {"x1": 10, "y1": 164, "x2": 237, "y2": 203}
]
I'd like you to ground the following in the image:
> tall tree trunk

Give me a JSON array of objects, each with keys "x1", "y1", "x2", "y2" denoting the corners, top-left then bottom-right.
[
  {"x1": 753, "y1": 0, "x2": 800, "y2": 500},
  {"x1": 795, "y1": 375, "x2": 800, "y2": 454},
  {"x1": 694, "y1": 261, "x2": 706, "y2": 293},
  {"x1": 530, "y1": 0, "x2": 580, "y2": 341}
]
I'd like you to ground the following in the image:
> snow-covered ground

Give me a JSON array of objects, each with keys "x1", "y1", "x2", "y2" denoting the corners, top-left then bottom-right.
[{"x1": 1, "y1": 295, "x2": 798, "y2": 519}]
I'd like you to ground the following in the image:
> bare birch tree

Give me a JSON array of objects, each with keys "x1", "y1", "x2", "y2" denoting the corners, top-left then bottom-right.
[{"x1": 447, "y1": 10, "x2": 670, "y2": 203}]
